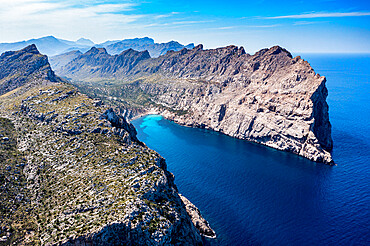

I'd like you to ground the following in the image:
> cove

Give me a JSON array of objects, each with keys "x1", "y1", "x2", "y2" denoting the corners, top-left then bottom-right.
[{"x1": 131, "y1": 54, "x2": 370, "y2": 245}]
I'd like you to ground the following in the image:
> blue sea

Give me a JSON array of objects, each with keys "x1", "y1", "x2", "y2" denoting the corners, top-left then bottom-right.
[{"x1": 131, "y1": 54, "x2": 370, "y2": 245}]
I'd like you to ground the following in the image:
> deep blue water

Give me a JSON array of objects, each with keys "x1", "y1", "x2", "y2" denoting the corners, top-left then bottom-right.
[{"x1": 132, "y1": 54, "x2": 370, "y2": 245}]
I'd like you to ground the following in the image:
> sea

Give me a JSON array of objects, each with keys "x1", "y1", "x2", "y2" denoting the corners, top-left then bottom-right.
[{"x1": 131, "y1": 54, "x2": 370, "y2": 245}]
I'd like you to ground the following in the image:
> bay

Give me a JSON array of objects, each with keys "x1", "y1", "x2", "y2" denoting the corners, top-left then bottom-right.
[{"x1": 132, "y1": 54, "x2": 370, "y2": 245}]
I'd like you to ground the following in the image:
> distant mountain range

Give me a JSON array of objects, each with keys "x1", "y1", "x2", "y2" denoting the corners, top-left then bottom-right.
[
  {"x1": 0, "y1": 36, "x2": 92, "y2": 56},
  {"x1": 0, "y1": 36, "x2": 194, "y2": 58},
  {"x1": 96, "y1": 37, "x2": 194, "y2": 57}
]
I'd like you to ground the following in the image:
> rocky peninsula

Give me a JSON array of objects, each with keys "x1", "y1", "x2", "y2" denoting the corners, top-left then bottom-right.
[{"x1": 57, "y1": 44, "x2": 334, "y2": 164}]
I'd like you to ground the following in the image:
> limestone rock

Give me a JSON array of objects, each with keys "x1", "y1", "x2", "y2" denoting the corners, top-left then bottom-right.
[{"x1": 179, "y1": 194, "x2": 216, "y2": 238}]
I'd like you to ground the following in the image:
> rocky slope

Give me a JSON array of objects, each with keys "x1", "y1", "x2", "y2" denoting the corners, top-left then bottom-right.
[
  {"x1": 58, "y1": 44, "x2": 333, "y2": 164},
  {"x1": 0, "y1": 45, "x2": 211, "y2": 245}
]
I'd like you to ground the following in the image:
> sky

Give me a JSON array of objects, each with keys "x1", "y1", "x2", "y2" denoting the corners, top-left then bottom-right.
[{"x1": 0, "y1": 0, "x2": 369, "y2": 53}]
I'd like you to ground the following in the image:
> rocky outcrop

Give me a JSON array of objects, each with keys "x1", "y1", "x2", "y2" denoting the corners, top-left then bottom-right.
[
  {"x1": 179, "y1": 194, "x2": 216, "y2": 238},
  {"x1": 59, "y1": 44, "x2": 334, "y2": 164},
  {"x1": 0, "y1": 45, "x2": 205, "y2": 245}
]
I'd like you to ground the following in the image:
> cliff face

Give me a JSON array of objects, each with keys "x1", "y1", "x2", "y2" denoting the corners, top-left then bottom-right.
[
  {"x1": 0, "y1": 44, "x2": 60, "y2": 95},
  {"x1": 0, "y1": 45, "x2": 203, "y2": 245},
  {"x1": 58, "y1": 44, "x2": 333, "y2": 164}
]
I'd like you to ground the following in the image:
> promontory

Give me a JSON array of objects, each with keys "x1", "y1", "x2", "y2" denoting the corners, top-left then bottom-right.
[{"x1": 57, "y1": 44, "x2": 334, "y2": 164}]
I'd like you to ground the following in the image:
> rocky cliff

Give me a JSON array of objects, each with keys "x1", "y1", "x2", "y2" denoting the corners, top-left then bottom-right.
[
  {"x1": 0, "y1": 45, "x2": 209, "y2": 245},
  {"x1": 0, "y1": 44, "x2": 61, "y2": 96},
  {"x1": 58, "y1": 44, "x2": 333, "y2": 164}
]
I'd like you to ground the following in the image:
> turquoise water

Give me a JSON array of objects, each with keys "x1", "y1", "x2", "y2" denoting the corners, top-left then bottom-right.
[{"x1": 132, "y1": 54, "x2": 370, "y2": 245}]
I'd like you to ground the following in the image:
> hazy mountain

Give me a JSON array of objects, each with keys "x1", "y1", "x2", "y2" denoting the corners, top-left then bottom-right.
[
  {"x1": 0, "y1": 36, "x2": 93, "y2": 56},
  {"x1": 49, "y1": 50, "x2": 82, "y2": 71},
  {"x1": 76, "y1": 37, "x2": 95, "y2": 46},
  {"x1": 98, "y1": 37, "x2": 154, "y2": 47},
  {"x1": 1, "y1": 36, "x2": 194, "y2": 59},
  {"x1": 99, "y1": 37, "x2": 195, "y2": 57},
  {"x1": 48, "y1": 37, "x2": 195, "y2": 72}
]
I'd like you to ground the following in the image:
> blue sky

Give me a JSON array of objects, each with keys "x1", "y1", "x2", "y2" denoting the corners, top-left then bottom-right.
[{"x1": 0, "y1": 0, "x2": 369, "y2": 53}]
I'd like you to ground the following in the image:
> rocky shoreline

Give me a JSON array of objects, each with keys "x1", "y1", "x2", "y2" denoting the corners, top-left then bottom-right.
[{"x1": 179, "y1": 195, "x2": 216, "y2": 239}]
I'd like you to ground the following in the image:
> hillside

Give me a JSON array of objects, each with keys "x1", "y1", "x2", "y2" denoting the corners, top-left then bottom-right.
[{"x1": 0, "y1": 45, "x2": 211, "y2": 245}]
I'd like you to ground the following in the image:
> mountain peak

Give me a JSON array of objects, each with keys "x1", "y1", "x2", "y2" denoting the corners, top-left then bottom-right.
[
  {"x1": 268, "y1": 45, "x2": 292, "y2": 58},
  {"x1": 35, "y1": 36, "x2": 59, "y2": 41},
  {"x1": 140, "y1": 37, "x2": 155, "y2": 43},
  {"x1": 21, "y1": 44, "x2": 40, "y2": 54},
  {"x1": 86, "y1": 47, "x2": 108, "y2": 55},
  {"x1": 119, "y1": 48, "x2": 150, "y2": 58},
  {"x1": 0, "y1": 45, "x2": 60, "y2": 96},
  {"x1": 76, "y1": 38, "x2": 95, "y2": 46},
  {"x1": 193, "y1": 44, "x2": 204, "y2": 51}
]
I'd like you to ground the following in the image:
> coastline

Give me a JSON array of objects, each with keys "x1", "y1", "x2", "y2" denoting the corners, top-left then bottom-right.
[{"x1": 128, "y1": 108, "x2": 335, "y2": 165}]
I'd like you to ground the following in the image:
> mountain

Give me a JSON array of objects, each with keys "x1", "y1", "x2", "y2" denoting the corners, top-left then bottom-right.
[
  {"x1": 58, "y1": 47, "x2": 151, "y2": 81},
  {"x1": 1, "y1": 36, "x2": 195, "y2": 63},
  {"x1": 99, "y1": 37, "x2": 195, "y2": 57},
  {"x1": 45, "y1": 36, "x2": 194, "y2": 72},
  {"x1": 49, "y1": 50, "x2": 82, "y2": 71},
  {"x1": 76, "y1": 38, "x2": 95, "y2": 46},
  {"x1": 0, "y1": 45, "x2": 212, "y2": 244},
  {"x1": 58, "y1": 44, "x2": 333, "y2": 164},
  {"x1": 0, "y1": 44, "x2": 61, "y2": 96},
  {"x1": 0, "y1": 36, "x2": 93, "y2": 56},
  {"x1": 98, "y1": 37, "x2": 155, "y2": 48}
]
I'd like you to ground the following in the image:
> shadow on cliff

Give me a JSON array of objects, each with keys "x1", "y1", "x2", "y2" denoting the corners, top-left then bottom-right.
[{"x1": 61, "y1": 223, "x2": 144, "y2": 246}]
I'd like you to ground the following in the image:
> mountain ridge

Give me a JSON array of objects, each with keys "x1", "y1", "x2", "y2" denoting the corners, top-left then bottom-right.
[{"x1": 0, "y1": 36, "x2": 195, "y2": 62}]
